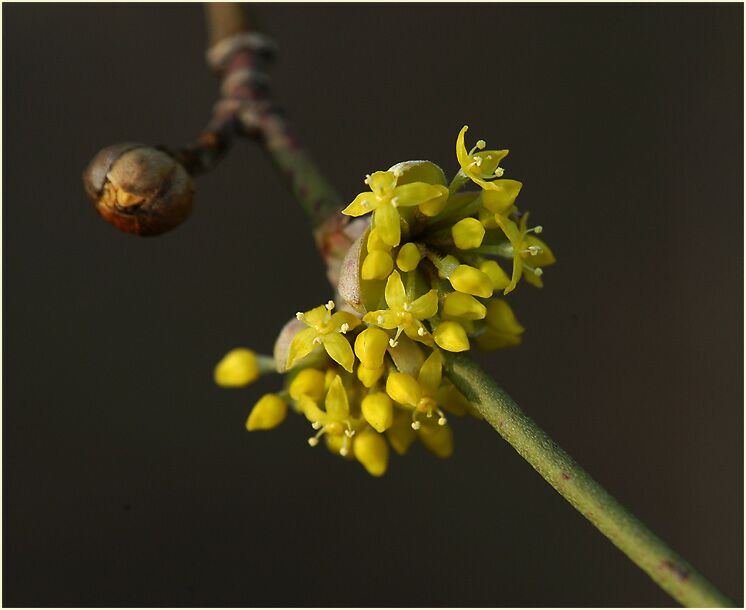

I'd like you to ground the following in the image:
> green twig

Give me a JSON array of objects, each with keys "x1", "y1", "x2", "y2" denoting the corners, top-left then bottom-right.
[{"x1": 443, "y1": 352, "x2": 735, "y2": 608}]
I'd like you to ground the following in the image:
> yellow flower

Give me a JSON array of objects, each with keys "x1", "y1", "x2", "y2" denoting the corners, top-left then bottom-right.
[
  {"x1": 299, "y1": 374, "x2": 358, "y2": 456},
  {"x1": 363, "y1": 271, "x2": 438, "y2": 347},
  {"x1": 418, "y1": 421, "x2": 454, "y2": 458},
  {"x1": 287, "y1": 301, "x2": 361, "y2": 372},
  {"x1": 341, "y1": 170, "x2": 448, "y2": 247},
  {"x1": 456, "y1": 126, "x2": 509, "y2": 191},
  {"x1": 214, "y1": 348, "x2": 259, "y2": 387},
  {"x1": 495, "y1": 213, "x2": 556, "y2": 294},
  {"x1": 386, "y1": 409, "x2": 417, "y2": 455},
  {"x1": 246, "y1": 394, "x2": 288, "y2": 431}
]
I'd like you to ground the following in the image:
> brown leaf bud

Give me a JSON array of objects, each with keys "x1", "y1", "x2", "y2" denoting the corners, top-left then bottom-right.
[{"x1": 83, "y1": 144, "x2": 194, "y2": 236}]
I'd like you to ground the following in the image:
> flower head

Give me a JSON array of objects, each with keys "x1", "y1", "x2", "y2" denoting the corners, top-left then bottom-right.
[
  {"x1": 362, "y1": 271, "x2": 438, "y2": 348},
  {"x1": 456, "y1": 126, "x2": 509, "y2": 191},
  {"x1": 287, "y1": 300, "x2": 361, "y2": 371},
  {"x1": 342, "y1": 171, "x2": 448, "y2": 247}
]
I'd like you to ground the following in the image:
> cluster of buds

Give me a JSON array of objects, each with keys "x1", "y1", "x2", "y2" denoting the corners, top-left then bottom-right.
[{"x1": 215, "y1": 126, "x2": 555, "y2": 476}]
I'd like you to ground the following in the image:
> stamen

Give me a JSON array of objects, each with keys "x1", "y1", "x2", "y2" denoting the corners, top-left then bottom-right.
[
  {"x1": 364, "y1": 174, "x2": 371, "y2": 184},
  {"x1": 527, "y1": 245, "x2": 542, "y2": 256},
  {"x1": 340, "y1": 323, "x2": 350, "y2": 334},
  {"x1": 532, "y1": 225, "x2": 543, "y2": 234},
  {"x1": 325, "y1": 300, "x2": 335, "y2": 310},
  {"x1": 417, "y1": 327, "x2": 426, "y2": 337},
  {"x1": 377, "y1": 315, "x2": 385, "y2": 325},
  {"x1": 476, "y1": 139, "x2": 486, "y2": 150},
  {"x1": 295, "y1": 312, "x2": 305, "y2": 320},
  {"x1": 311, "y1": 421, "x2": 322, "y2": 430},
  {"x1": 403, "y1": 303, "x2": 412, "y2": 312},
  {"x1": 411, "y1": 412, "x2": 421, "y2": 430},
  {"x1": 307, "y1": 437, "x2": 319, "y2": 447},
  {"x1": 437, "y1": 409, "x2": 447, "y2": 426},
  {"x1": 534, "y1": 268, "x2": 543, "y2": 277},
  {"x1": 312, "y1": 337, "x2": 323, "y2": 345},
  {"x1": 340, "y1": 434, "x2": 350, "y2": 457},
  {"x1": 391, "y1": 197, "x2": 400, "y2": 208},
  {"x1": 495, "y1": 167, "x2": 505, "y2": 177},
  {"x1": 389, "y1": 338, "x2": 398, "y2": 348},
  {"x1": 389, "y1": 326, "x2": 404, "y2": 347}
]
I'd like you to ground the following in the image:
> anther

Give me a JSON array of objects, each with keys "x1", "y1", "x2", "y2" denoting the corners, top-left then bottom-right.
[
  {"x1": 476, "y1": 139, "x2": 486, "y2": 150},
  {"x1": 391, "y1": 197, "x2": 400, "y2": 208},
  {"x1": 534, "y1": 268, "x2": 543, "y2": 277},
  {"x1": 377, "y1": 315, "x2": 385, "y2": 324},
  {"x1": 527, "y1": 245, "x2": 542, "y2": 256},
  {"x1": 533, "y1": 225, "x2": 543, "y2": 234},
  {"x1": 495, "y1": 167, "x2": 505, "y2": 177},
  {"x1": 389, "y1": 338, "x2": 398, "y2": 348},
  {"x1": 308, "y1": 437, "x2": 319, "y2": 447},
  {"x1": 312, "y1": 421, "x2": 322, "y2": 430},
  {"x1": 312, "y1": 337, "x2": 323, "y2": 345},
  {"x1": 364, "y1": 174, "x2": 371, "y2": 184},
  {"x1": 438, "y1": 416, "x2": 447, "y2": 426},
  {"x1": 417, "y1": 327, "x2": 426, "y2": 337},
  {"x1": 339, "y1": 447, "x2": 349, "y2": 457},
  {"x1": 403, "y1": 303, "x2": 412, "y2": 312},
  {"x1": 340, "y1": 323, "x2": 350, "y2": 334},
  {"x1": 326, "y1": 300, "x2": 335, "y2": 310},
  {"x1": 411, "y1": 421, "x2": 421, "y2": 430},
  {"x1": 296, "y1": 312, "x2": 305, "y2": 320}
]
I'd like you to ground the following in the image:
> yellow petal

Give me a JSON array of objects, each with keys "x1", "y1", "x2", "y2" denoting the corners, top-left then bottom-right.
[
  {"x1": 302, "y1": 305, "x2": 329, "y2": 328},
  {"x1": 342, "y1": 191, "x2": 378, "y2": 217},
  {"x1": 330, "y1": 311, "x2": 361, "y2": 333},
  {"x1": 367, "y1": 171, "x2": 397, "y2": 197},
  {"x1": 385, "y1": 372, "x2": 422, "y2": 407},
  {"x1": 449, "y1": 265, "x2": 494, "y2": 298},
  {"x1": 396, "y1": 242, "x2": 422, "y2": 272},
  {"x1": 361, "y1": 250, "x2": 394, "y2": 280},
  {"x1": 442, "y1": 292, "x2": 486, "y2": 321},
  {"x1": 481, "y1": 180, "x2": 522, "y2": 214},
  {"x1": 525, "y1": 235, "x2": 556, "y2": 267},
  {"x1": 409, "y1": 289, "x2": 439, "y2": 320},
  {"x1": 322, "y1": 333, "x2": 355, "y2": 372},
  {"x1": 392, "y1": 182, "x2": 447, "y2": 208},
  {"x1": 387, "y1": 410, "x2": 417, "y2": 455},
  {"x1": 433, "y1": 321, "x2": 470, "y2": 352},
  {"x1": 417, "y1": 350, "x2": 443, "y2": 394},
  {"x1": 289, "y1": 368, "x2": 326, "y2": 402},
  {"x1": 452, "y1": 217, "x2": 485, "y2": 250},
  {"x1": 361, "y1": 392, "x2": 394, "y2": 432},
  {"x1": 363, "y1": 309, "x2": 398, "y2": 330},
  {"x1": 353, "y1": 428, "x2": 389, "y2": 476},
  {"x1": 286, "y1": 327, "x2": 320, "y2": 369},
  {"x1": 357, "y1": 363, "x2": 385, "y2": 388},
  {"x1": 373, "y1": 200, "x2": 401, "y2": 247},
  {"x1": 214, "y1": 348, "x2": 259, "y2": 387},
  {"x1": 325, "y1": 374, "x2": 350, "y2": 419},
  {"x1": 297, "y1": 395, "x2": 325, "y2": 423},
  {"x1": 246, "y1": 394, "x2": 287, "y2": 431},
  {"x1": 419, "y1": 423, "x2": 453, "y2": 458},
  {"x1": 436, "y1": 383, "x2": 470, "y2": 416},
  {"x1": 418, "y1": 185, "x2": 450, "y2": 216},
  {"x1": 479, "y1": 260, "x2": 510, "y2": 291},
  {"x1": 456, "y1": 125, "x2": 471, "y2": 169},
  {"x1": 384, "y1": 270, "x2": 407, "y2": 311},
  {"x1": 354, "y1": 327, "x2": 390, "y2": 369}
]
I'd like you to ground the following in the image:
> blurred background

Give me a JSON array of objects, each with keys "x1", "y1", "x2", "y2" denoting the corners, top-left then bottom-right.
[{"x1": 3, "y1": 3, "x2": 743, "y2": 607}]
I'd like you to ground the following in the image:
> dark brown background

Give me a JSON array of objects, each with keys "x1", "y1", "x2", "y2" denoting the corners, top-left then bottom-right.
[{"x1": 3, "y1": 3, "x2": 743, "y2": 607}]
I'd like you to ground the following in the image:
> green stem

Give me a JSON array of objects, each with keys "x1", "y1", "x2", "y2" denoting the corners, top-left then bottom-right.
[{"x1": 443, "y1": 352, "x2": 735, "y2": 608}]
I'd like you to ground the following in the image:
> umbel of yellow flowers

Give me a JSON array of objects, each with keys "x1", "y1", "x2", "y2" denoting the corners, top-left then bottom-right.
[{"x1": 214, "y1": 125, "x2": 555, "y2": 476}]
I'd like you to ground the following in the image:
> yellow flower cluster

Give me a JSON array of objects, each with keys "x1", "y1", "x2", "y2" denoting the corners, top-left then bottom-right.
[{"x1": 215, "y1": 126, "x2": 554, "y2": 476}]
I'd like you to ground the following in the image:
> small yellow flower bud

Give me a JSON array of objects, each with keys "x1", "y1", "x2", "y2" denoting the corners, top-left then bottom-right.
[
  {"x1": 367, "y1": 228, "x2": 391, "y2": 252},
  {"x1": 353, "y1": 428, "x2": 389, "y2": 476},
  {"x1": 385, "y1": 372, "x2": 422, "y2": 407},
  {"x1": 357, "y1": 364, "x2": 385, "y2": 388},
  {"x1": 433, "y1": 321, "x2": 470, "y2": 352},
  {"x1": 442, "y1": 292, "x2": 487, "y2": 320},
  {"x1": 361, "y1": 392, "x2": 394, "y2": 432},
  {"x1": 452, "y1": 217, "x2": 485, "y2": 250},
  {"x1": 361, "y1": 250, "x2": 394, "y2": 280},
  {"x1": 289, "y1": 368, "x2": 326, "y2": 402},
  {"x1": 419, "y1": 423, "x2": 454, "y2": 458},
  {"x1": 354, "y1": 327, "x2": 390, "y2": 369},
  {"x1": 449, "y1": 265, "x2": 494, "y2": 298},
  {"x1": 485, "y1": 299, "x2": 524, "y2": 335},
  {"x1": 246, "y1": 394, "x2": 287, "y2": 431},
  {"x1": 214, "y1": 348, "x2": 259, "y2": 387},
  {"x1": 396, "y1": 242, "x2": 422, "y2": 272},
  {"x1": 479, "y1": 260, "x2": 510, "y2": 291}
]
